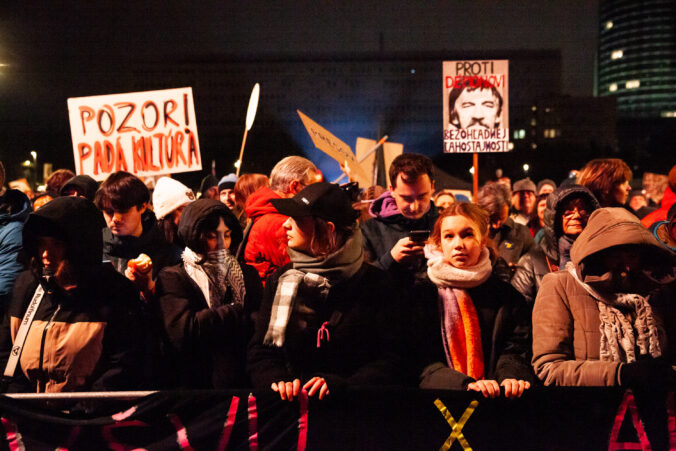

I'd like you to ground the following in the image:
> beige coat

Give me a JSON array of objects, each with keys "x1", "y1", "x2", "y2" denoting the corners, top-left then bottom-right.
[{"x1": 532, "y1": 207, "x2": 676, "y2": 386}]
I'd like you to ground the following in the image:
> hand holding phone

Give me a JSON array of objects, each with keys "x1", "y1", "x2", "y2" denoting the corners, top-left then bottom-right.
[{"x1": 408, "y1": 230, "x2": 430, "y2": 242}]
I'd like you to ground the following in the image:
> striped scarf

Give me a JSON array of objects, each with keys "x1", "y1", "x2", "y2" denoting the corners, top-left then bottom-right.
[
  {"x1": 425, "y1": 244, "x2": 492, "y2": 380},
  {"x1": 438, "y1": 287, "x2": 484, "y2": 380}
]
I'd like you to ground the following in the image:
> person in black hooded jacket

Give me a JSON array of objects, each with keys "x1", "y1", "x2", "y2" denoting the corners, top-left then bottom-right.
[
  {"x1": 94, "y1": 171, "x2": 181, "y2": 299},
  {"x1": 60, "y1": 174, "x2": 99, "y2": 202},
  {"x1": 2, "y1": 197, "x2": 144, "y2": 393},
  {"x1": 154, "y1": 199, "x2": 262, "y2": 389},
  {"x1": 511, "y1": 185, "x2": 600, "y2": 305}
]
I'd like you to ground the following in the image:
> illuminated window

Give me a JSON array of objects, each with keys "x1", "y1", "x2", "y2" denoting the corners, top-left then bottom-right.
[
  {"x1": 662, "y1": 111, "x2": 676, "y2": 118},
  {"x1": 508, "y1": 142, "x2": 515, "y2": 151},
  {"x1": 531, "y1": 105, "x2": 537, "y2": 112},
  {"x1": 530, "y1": 118, "x2": 537, "y2": 126},
  {"x1": 611, "y1": 50, "x2": 623, "y2": 60},
  {"x1": 609, "y1": 83, "x2": 618, "y2": 92},
  {"x1": 626, "y1": 80, "x2": 640, "y2": 89},
  {"x1": 531, "y1": 143, "x2": 537, "y2": 150},
  {"x1": 513, "y1": 129, "x2": 526, "y2": 140},
  {"x1": 544, "y1": 129, "x2": 559, "y2": 139},
  {"x1": 605, "y1": 21, "x2": 613, "y2": 30}
]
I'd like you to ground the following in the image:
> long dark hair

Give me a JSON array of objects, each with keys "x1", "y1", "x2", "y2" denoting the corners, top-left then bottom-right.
[
  {"x1": 157, "y1": 210, "x2": 181, "y2": 246},
  {"x1": 190, "y1": 210, "x2": 243, "y2": 256},
  {"x1": 304, "y1": 216, "x2": 355, "y2": 257}
]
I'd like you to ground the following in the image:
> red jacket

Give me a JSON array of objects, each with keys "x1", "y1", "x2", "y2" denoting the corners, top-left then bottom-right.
[
  {"x1": 244, "y1": 187, "x2": 290, "y2": 285},
  {"x1": 642, "y1": 186, "x2": 676, "y2": 228}
]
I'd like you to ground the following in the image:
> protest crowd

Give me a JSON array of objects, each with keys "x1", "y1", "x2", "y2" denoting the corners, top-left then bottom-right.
[{"x1": 0, "y1": 154, "x2": 674, "y2": 408}]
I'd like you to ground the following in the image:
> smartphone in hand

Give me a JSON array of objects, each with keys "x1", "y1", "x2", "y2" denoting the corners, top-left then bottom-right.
[{"x1": 408, "y1": 230, "x2": 430, "y2": 243}]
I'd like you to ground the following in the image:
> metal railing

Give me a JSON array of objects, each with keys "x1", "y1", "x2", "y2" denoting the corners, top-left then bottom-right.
[{"x1": 3, "y1": 391, "x2": 157, "y2": 400}]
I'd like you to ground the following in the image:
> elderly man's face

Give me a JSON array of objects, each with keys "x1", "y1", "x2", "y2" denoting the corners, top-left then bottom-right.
[{"x1": 453, "y1": 88, "x2": 500, "y2": 130}]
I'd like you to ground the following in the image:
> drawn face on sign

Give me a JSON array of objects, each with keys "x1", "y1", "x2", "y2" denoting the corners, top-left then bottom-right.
[{"x1": 451, "y1": 88, "x2": 501, "y2": 130}]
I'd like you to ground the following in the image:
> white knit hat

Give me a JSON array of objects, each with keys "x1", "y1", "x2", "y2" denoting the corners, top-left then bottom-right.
[{"x1": 152, "y1": 177, "x2": 195, "y2": 220}]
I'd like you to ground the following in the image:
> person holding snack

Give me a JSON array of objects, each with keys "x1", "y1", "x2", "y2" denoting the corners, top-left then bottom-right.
[{"x1": 94, "y1": 171, "x2": 181, "y2": 299}]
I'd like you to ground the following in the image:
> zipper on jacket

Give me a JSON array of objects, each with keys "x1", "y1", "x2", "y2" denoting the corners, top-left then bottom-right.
[{"x1": 37, "y1": 303, "x2": 61, "y2": 393}]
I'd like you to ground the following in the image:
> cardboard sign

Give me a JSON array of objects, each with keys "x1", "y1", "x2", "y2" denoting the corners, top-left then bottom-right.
[
  {"x1": 355, "y1": 138, "x2": 403, "y2": 187},
  {"x1": 442, "y1": 60, "x2": 510, "y2": 153},
  {"x1": 67, "y1": 87, "x2": 202, "y2": 181},
  {"x1": 297, "y1": 110, "x2": 370, "y2": 187}
]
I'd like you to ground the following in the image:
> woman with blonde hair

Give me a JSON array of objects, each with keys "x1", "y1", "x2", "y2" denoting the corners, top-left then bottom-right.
[{"x1": 410, "y1": 202, "x2": 534, "y2": 398}]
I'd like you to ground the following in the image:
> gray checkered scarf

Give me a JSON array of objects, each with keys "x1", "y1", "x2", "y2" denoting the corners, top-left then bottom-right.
[
  {"x1": 263, "y1": 229, "x2": 363, "y2": 347},
  {"x1": 566, "y1": 262, "x2": 663, "y2": 362}
]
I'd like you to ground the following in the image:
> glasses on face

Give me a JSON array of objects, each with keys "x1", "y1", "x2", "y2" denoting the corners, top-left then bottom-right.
[{"x1": 563, "y1": 206, "x2": 589, "y2": 218}]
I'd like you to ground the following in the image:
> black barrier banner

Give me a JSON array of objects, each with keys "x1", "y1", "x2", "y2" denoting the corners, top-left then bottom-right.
[{"x1": 0, "y1": 388, "x2": 674, "y2": 450}]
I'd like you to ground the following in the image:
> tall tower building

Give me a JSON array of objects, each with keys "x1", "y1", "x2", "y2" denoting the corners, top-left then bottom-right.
[{"x1": 598, "y1": 0, "x2": 676, "y2": 118}]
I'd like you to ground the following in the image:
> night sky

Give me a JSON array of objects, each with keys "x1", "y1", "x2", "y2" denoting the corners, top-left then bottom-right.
[{"x1": 0, "y1": 1, "x2": 600, "y2": 185}]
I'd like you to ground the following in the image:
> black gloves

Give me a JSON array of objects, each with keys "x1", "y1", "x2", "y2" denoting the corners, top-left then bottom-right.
[{"x1": 618, "y1": 357, "x2": 675, "y2": 389}]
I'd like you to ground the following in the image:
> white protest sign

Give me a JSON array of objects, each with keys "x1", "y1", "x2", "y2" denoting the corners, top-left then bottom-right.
[
  {"x1": 67, "y1": 87, "x2": 202, "y2": 181},
  {"x1": 442, "y1": 60, "x2": 510, "y2": 153}
]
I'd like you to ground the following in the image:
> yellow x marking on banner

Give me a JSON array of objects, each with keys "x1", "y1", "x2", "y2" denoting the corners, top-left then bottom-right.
[{"x1": 434, "y1": 399, "x2": 479, "y2": 451}]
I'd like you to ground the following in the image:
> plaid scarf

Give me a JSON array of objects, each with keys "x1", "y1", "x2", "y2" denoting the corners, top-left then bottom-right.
[
  {"x1": 182, "y1": 247, "x2": 246, "y2": 308},
  {"x1": 263, "y1": 229, "x2": 363, "y2": 347}
]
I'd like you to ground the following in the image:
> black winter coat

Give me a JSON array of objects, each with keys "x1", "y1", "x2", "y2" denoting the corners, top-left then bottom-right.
[
  {"x1": 489, "y1": 217, "x2": 535, "y2": 266},
  {"x1": 248, "y1": 262, "x2": 406, "y2": 392},
  {"x1": 409, "y1": 273, "x2": 535, "y2": 389},
  {"x1": 511, "y1": 235, "x2": 558, "y2": 305},
  {"x1": 155, "y1": 262, "x2": 261, "y2": 389},
  {"x1": 103, "y1": 210, "x2": 181, "y2": 278},
  {"x1": 361, "y1": 200, "x2": 438, "y2": 280}
]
